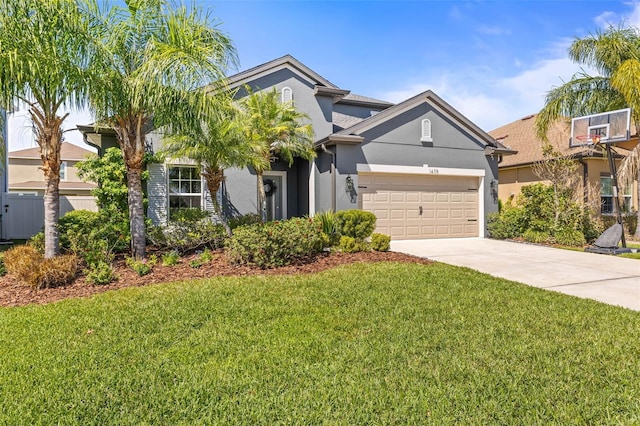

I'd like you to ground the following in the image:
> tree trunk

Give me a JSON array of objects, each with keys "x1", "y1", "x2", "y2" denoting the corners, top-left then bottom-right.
[
  {"x1": 114, "y1": 114, "x2": 147, "y2": 259},
  {"x1": 126, "y1": 166, "x2": 146, "y2": 259},
  {"x1": 203, "y1": 166, "x2": 231, "y2": 237},
  {"x1": 257, "y1": 171, "x2": 267, "y2": 223},
  {"x1": 30, "y1": 107, "x2": 65, "y2": 258},
  {"x1": 43, "y1": 175, "x2": 60, "y2": 259},
  {"x1": 635, "y1": 167, "x2": 640, "y2": 239}
]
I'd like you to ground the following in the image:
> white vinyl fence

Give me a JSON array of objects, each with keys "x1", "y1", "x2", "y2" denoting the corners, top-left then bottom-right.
[{"x1": 1, "y1": 193, "x2": 98, "y2": 240}]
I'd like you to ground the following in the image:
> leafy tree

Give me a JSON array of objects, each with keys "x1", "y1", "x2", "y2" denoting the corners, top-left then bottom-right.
[
  {"x1": 84, "y1": 0, "x2": 236, "y2": 258},
  {"x1": 535, "y1": 25, "x2": 640, "y2": 237},
  {"x1": 162, "y1": 95, "x2": 264, "y2": 236},
  {"x1": 0, "y1": 0, "x2": 93, "y2": 258},
  {"x1": 238, "y1": 88, "x2": 315, "y2": 222}
]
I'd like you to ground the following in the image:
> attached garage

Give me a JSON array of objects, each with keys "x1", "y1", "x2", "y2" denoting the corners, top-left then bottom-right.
[{"x1": 359, "y1": 172, "x2": 481, "y2": 240}]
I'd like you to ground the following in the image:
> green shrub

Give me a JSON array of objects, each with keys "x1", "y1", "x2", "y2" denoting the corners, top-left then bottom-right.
[
  {"x1": 162, "y1": 250, "x2": 180, "y2": 266},
  {"x1": 0, "y1": 253, "x2": 6, "y2": 277},
  {"x1": 553, "y1": 228, "x2": 587, "y2": 247},
  {"x1": 228, "y1": 213, "x2": 262, "y2": 230},
  {"x1": 126, "y1": 255, "x2": 157, "y2": 277},
  {"x1": 59, "y1": 209, "x2": 130, "y2": 258},
  {"x1": 170, "y1": 208, "x2": 211, "y2": 223},
  {"x1": 335, "y1": 210, "x2": 377, "y2": 240},
  {"x1": 147, "y1": 218, "x2": 227, "y2": 254},
  {"x1": 227, "y1": 217, "x2": 324, "y2": 268},
  {"x1": 487, "y1": 207, "x2": 526, "y2": 240},
  {"x1": 602, "y1": 214, "x2": 637, "y2": 236},
  {"x1": 313, "y1": 211, "x2": 341, "y2": 247},
  {"x1": 370, "y1": 233, "x2": 391, "y2": 252},
  {"x1": 522, "y1": 230, "x2": 552, "y2": 245},
  {"x1": 189, "y1": 249, "x2": 213, "y2": 268},
  {"x1": 339, "y1": 236, "x2": 368, "y2": 253},
  {"x1": 3, "y1": 245, "x2": 78, "y2": 289},
  {"x1": 85, "y1": 261, "x2": 117, "y2": 285},
  {"x1": 28, "y1": 232, "x2": 45, "y2": 255}
]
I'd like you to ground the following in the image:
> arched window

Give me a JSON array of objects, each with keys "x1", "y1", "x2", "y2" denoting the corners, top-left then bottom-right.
[
  {"x1": 281, "y1": 87, "x2": 293, "y2": 103},
  {"x1": 421, "y1": 118, "x2": 432, "y2": 142}
]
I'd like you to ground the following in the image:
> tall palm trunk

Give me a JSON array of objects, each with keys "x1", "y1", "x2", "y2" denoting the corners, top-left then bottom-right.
[
  {"x1": 31, "y1": 108, "x2": 65, "y2": 258},
  {"x1": 115, "y1": 115, "x2": 147, "y2": 259},
  {"x1": 256, "y1": 170, "x2": 267, "y2": 223},
  {"x1": 202, "y1": 166, "x2": 232, "y2": 236}
]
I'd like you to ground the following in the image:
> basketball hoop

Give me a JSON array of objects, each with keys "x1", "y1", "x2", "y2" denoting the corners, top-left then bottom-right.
[{"x1": 574, "y1": 134, "x2": 602, "y2": 145}]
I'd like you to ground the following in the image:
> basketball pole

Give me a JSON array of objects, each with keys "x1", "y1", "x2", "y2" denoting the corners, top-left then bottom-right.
[{"x1": 605, "y1": 143, "x2": 627, "y2": 248}]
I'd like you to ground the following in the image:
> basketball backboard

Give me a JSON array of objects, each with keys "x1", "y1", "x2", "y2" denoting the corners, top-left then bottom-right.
[{"x1": 570, "y1": 108, "x2": 631, "y2": 147}]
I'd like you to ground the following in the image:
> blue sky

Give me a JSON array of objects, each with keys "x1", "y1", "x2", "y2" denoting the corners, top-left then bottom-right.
[{"x1": 8, "y1": 0, "x2": 640, "y2": 150}]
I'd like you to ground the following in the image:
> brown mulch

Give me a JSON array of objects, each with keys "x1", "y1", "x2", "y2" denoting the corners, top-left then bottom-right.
[{"x1": 0, "y1": 250, "x2": 431, "y2": 308}]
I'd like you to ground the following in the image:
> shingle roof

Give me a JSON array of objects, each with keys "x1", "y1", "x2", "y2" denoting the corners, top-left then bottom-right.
[
  {"x1": 489, "y1": 114, "x2": 588, "y2": 167},
  {"x1": 332, "y1": 111, "x2": 367, "y2": 132},
  {"x1": 9, "y1": 142, "x2": 96, "y2": 161},
  {"x1": 339, "y1": 93, "x2": 393, "y2": 107}
]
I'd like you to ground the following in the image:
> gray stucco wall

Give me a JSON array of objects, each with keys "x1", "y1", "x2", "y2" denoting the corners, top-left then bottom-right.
[
  {"x1": 321, "y1": 103, "x2": 499, "y2": 221},
  {"x1": 234, "y1": 68, "x2": 333, "y2": 141}
]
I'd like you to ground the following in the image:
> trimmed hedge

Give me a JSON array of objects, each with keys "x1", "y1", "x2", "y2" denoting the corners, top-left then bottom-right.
[{"x1": 226, "y1": 217, "x2": 324, "y2": 268}]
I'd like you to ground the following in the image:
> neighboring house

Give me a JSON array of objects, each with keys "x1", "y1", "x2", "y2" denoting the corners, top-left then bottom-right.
[
  {"x1": 80, "y1": 55, "x2": 514, "y2": 240},
  {"x1": 8, "y1": 142, "x2": 97, "y2": 196},
  {"x1": 489, "y1": 114, "x2": 638, "y2": 215}
]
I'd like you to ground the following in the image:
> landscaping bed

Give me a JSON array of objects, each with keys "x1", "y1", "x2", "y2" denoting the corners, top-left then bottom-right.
[{"x1": 0, "y1": 249, "x2": 430, "y2": 307}]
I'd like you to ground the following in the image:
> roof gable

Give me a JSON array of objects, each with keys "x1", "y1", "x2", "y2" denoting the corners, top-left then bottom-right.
[
  {"x1": 9, "y1": 142, "x2": 96, "y2": 160},
  {"x1": 335, "y1": 89, "x2": 497, "y2": 148},
  {"x1": 226, "y1": 54, "x2": 338, "y2": 90}
]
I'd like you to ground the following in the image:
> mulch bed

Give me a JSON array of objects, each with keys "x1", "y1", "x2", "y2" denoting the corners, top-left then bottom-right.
[{"x1": 0, "y1": 250, "x2": 431, "y2": 308}]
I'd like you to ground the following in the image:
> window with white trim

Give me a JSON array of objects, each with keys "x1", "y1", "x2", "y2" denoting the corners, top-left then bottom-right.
[
  {"x1": 168, "y1": 166, "x2": 202, "y2": 215},
  {"x1": 601, "y1": 175, "x2": 631, "y2": 214},
  {"x1": 421, "y1": 119, "x2": 432, "y2": 142},
  {"x1": 59, "y1": 161, "x2": 67, "y2": 180},
  {"x1": 281, "y1": 87, "x2": 293, "y2": 103}
]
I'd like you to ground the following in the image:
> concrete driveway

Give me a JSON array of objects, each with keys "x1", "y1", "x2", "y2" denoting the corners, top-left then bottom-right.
[{"x1": 391, "y1": 238, "x2": 640, "y2": 311}]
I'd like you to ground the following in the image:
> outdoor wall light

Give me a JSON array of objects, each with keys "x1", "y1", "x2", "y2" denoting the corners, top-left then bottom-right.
[{"x1": 345, "y1": 175, "x2": 354, "y2": 192}]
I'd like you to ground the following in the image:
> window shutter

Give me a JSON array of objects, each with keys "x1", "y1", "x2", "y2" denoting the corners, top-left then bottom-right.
[{"x1": 147, "y1": 163, "x2": 168, "y2": 225}]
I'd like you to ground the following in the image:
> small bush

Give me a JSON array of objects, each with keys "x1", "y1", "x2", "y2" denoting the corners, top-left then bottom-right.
[
  {"x1": 553, "y1": 228, "x2": 587, "y2": 247},
  {"x1": 3, "y1": 245, "x2": 78, "y2": 289},
  {"x1": 227, "y1": 217, "x2": 324, "y2": 268},
  {"x1": 228, "y1": 213, "x2": 262, "y2": 229},
  {"x1": 314, "y1": 211, "x2": 341, "y2": 247},
  {"x1": 189, "y1": 249, "x2": 213, "y2": 268},
  {"x1": 0, "y1": 253, "x2": 6, "y2": 277},
  {"x1": 335, "y1": 210, "x2": 377, "y2": 240},
  {"x1": 85, "y1": 261, "x2": 117, "y2": 285},
  {"x1": 370, "y1": 233, "x2": 391, "y2": 252},
  {"x1": 162, "y1": 250, "x2": 180, "y2": 266},
  {"x1": 522, "y1": 230, "x2": 552, "y2": 245},
  {"x1": 487, "y1": 207, "x2": 526, "y2": 240},
  {"x1": 28, "y1": 232, "x2": 45, "y2": 255},
  {"x1": 126, "y1": 255, "x2": 157, "y2": 277},
  {"x1": 339, "y1": 236, "x2": 368, "y2": 253},
  {"x1": 60, "y1": 209, "x2": 130, "y2": 254},
  {"x1": 147, "y1": 219, "x2": 227, "y2": 254},
  {"x1": 170, "y1": 208, "x2": 210, "y2": 223}
]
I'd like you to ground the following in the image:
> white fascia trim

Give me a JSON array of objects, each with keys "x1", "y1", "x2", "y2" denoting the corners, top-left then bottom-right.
[
  {"x1": 357, "y1": 163, "x2": 485, "y2": 177},
  {"x1": 309, "y1": 161, "x2": 316, "y2": 216}
]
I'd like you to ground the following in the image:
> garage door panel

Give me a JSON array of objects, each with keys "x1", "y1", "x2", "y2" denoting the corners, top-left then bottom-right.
[{"x1": 361, "y1": 173, "x2": 479, "y2": 240}]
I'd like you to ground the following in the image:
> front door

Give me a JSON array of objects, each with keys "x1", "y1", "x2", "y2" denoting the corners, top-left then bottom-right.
[{"x1": 263, "y1": 172, "x2": 286, "y2": 221}]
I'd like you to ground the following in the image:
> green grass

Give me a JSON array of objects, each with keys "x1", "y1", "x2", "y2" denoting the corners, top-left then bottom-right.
[{"x1": 2, "y1": 262, "x2": 640, "y2": 424}]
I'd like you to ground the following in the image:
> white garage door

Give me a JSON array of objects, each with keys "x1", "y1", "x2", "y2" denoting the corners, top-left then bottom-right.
[{"x1": 360, "y1": 173, "x2": 479, "y2": 239}]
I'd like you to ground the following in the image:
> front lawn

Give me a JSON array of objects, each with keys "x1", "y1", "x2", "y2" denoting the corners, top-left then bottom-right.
[{"x1": 1, "y1": 262, "x2": 639, "y2": 424}]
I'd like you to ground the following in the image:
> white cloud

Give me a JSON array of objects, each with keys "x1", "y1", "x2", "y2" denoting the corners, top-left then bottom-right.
[{"x1": 594, "y1": 1, "x2": 640, "y2": 28}]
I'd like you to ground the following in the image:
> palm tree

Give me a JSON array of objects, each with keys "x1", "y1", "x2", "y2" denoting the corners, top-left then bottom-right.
[
  {"x1": 239, "y1": 88, "x2": 315, "y2": 222},
  {"x1": 0, "y1": 0, "x2": 93, "y2": 258},
  {"x1": 161, "y1": 95, "x2": 264, "y2": 236},
  {"x1": 85, "y1": 0, "x2": 236, "y2": 259},
  {"x1": 535, "y1": 25, "x2": 640, "y2": 237}
]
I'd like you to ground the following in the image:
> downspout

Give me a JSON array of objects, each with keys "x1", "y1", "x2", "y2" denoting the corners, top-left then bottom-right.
[
  {"x1": 320, "y1": 143, "x2": 336, "y2": 212},
  {"x1": 578, "y1": 156, "x2": 588, "y2": 204},
  {"x1": 82, "y1": 131, "x2": 103, "y2": 157}
]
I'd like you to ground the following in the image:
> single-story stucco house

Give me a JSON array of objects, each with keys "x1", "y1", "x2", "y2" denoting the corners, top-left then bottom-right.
[{"x1": 80, "y1": 55, "x2": 515, "y2": 240}]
